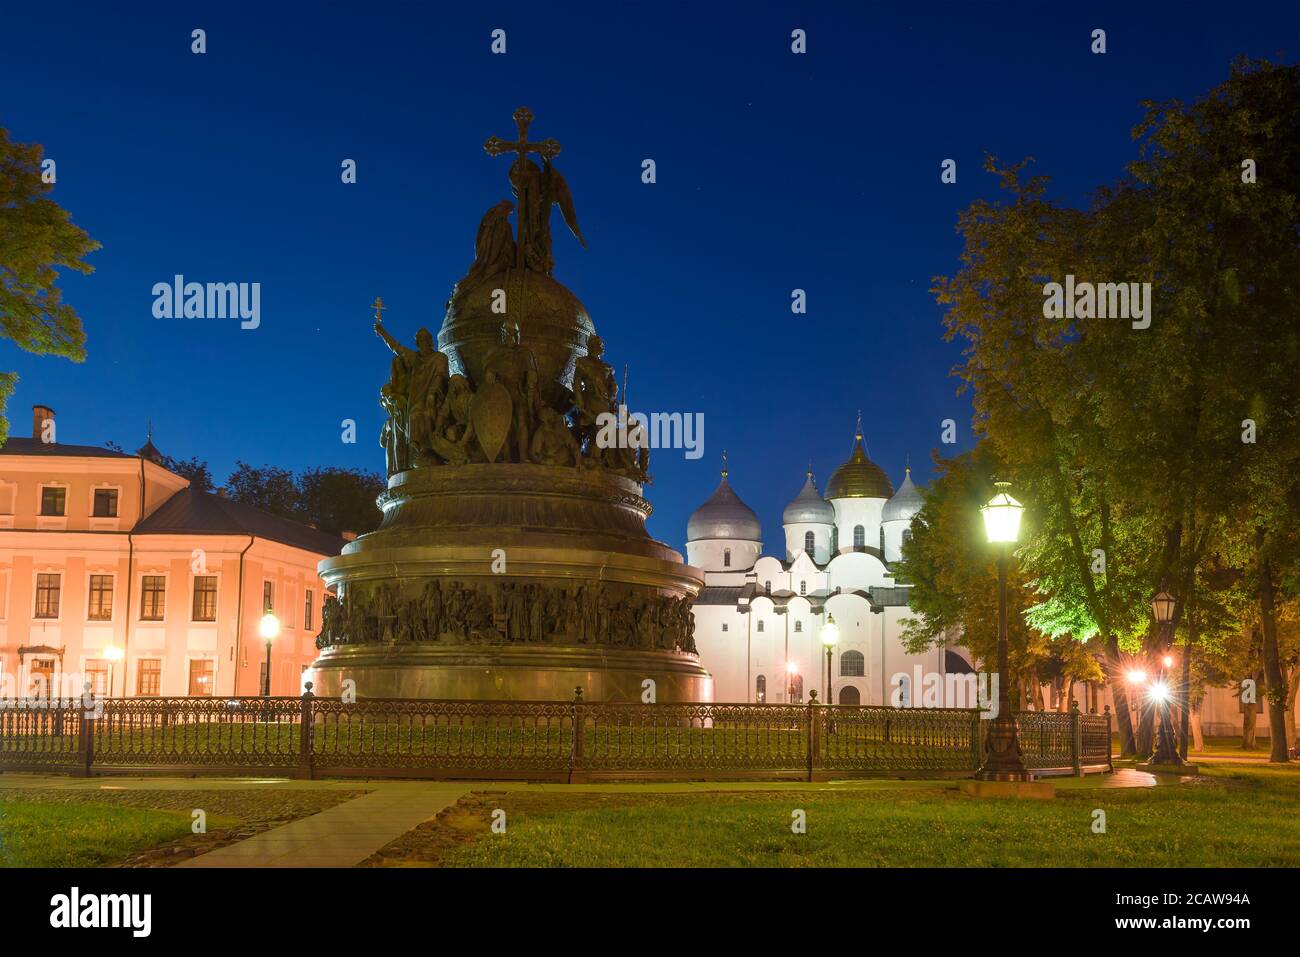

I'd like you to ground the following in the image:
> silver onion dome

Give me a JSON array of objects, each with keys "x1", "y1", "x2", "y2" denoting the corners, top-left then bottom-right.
[
  {"x1": 687, "y1": 471, "x2": 762, "y2": 542},
  {"x1": 881, "y1": 467, "x2": 924, "y2": 523},
  {"x1": 782, "y1": 471, "x2": 835, "y2": 525}
]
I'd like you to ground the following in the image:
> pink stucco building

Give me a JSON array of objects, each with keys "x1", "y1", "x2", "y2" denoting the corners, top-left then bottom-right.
[{"x1": 0, "y1": 405, "x2": 343, "y2": 699}]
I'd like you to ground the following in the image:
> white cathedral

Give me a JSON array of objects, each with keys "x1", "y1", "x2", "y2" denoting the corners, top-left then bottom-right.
[{"x1": 685, "y1": 425, "x2": 973, "y2": 706}]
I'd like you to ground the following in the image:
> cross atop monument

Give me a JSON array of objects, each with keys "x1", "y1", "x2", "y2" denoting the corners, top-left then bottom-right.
[
  {"x1": 371, "y1": 296, "x2": 387, "y2": 324},
  {"x1": 484, "y1": 107, "x2": 564, "y2": 270}
]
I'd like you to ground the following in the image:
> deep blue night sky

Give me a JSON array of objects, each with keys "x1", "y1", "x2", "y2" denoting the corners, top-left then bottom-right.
[{"x1": 2, "y1": 2, "x2": 1294, "y2": 552}]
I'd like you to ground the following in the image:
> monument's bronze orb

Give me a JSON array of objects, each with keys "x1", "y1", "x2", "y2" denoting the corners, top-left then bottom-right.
[{"x1": 439, "y1": 268, "x2": 595, "y2": 408}]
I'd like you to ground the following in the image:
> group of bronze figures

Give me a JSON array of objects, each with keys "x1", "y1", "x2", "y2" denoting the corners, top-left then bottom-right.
[
  {"x1": 316, "y1": 581, "x2": 697, "y2": 654},
  {"x1": 376, "y1": 321, "x2": 649, "y2": 482}
]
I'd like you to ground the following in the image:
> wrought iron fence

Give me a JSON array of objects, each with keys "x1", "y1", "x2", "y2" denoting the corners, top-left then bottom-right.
[{"x1": 0, "y1": 688, "x2": 1112, "y2": 781}]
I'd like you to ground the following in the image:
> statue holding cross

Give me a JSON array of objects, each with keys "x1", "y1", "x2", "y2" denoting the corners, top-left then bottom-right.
[{"x1": 483, "y1": 107, "x2": 586, "y2": 276}]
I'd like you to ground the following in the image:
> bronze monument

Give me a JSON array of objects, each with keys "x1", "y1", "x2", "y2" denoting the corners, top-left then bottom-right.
[{"x1": 309, "y1": 108, "x2": 711, "y2": 701}]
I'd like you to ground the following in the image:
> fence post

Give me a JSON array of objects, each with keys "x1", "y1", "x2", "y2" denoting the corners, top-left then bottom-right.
[
  {"x1": 569, "y1": 687, "x2": 585, "y2": 784},
  {"x1": 806, "y1": 691, "x2": 818, "y2": 782},
  {"x1": 299, "y1": 682, "x2": 315, "y2": 780},
  {"x1": 1070, "y1": 699, "x2": 1083, "y2": 777},
  {"x1": 1104, "y1": 704, "x2": 1115, "y2": 772},
  {"x1": 78, "y1": 693, "x2": 96, "y2": 778}
]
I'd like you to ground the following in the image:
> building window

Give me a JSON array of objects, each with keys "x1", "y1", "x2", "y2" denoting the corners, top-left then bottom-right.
[
  {"x1": 304, "y1": 590, "x2": 314, "y2": 631},
  {"x1": 84, "y1": 658, "x2": 110, "y2": 697},
  {"x1": 757, "y1": 620, "x2": 765, "y2": 633},
  {"x1": 92, "y1": 488, "x2": 119, "y2": 517},
  {"x1": 755, "y1": 674, "x2": 766, "y2": 703},
  {"x1": 764, "y1": 580, "x2": 771, "y2": 595},
  {"x1": 902, "y1": 529, "x2": 913, "y2": 546},
  {"x1": 140, "y1": 575, "x2": 166, "y2": 620},
  {"x1": 832, "y1": 527, "x2": 839, "y2": 553},
  {"x1": 87, "y1": 574, "x2": 113, "y2": 621},
  {"x1": 880, "y1": 527, "x2": 885, "y2": 553},
  {"x1": 34, "y1": 573, "x2": 61, "y2": 618},
  {"x1": 841, "y1": 650, "x2": 865, "y2": 677},
  {"x1": 839, "y1": 685, "x2": 861, "y2": 705},
  {"x1": 721, "y1": 623, "x2": 728, "y2": 633},
  {"x1": 799, "y1": 580, "x2": 807, "y2": 596},
  {"x1": 794, "y1": 621, "x2": 802, "y2": 633},
  {"x1": 188, "y1": 659, "x2": 214, "y2": 696},
  {"x1": 192, "y1": 576, "x2": 218, "y2": 622},
  {"x1": 137, "y1": 659, "x2": 162, "y2": 696},
  {"x1": 853, "y1": 525, "x2": 865, "y2": 548},
  {"x1": 804, "y1": 531, "x2": 815, "y2": 556},
  {"x1": 28, "y1": 658, "x2": 55, "y2": 697},
  {"x1": 40, "y1": 486, "x2": 66, "y2": 516},
  {"x1": 263, "y1": 581, "x2": 274, "y2": 612},
  {"x1": 722, "y1": 549, "x2": 731, "y2": 568}
]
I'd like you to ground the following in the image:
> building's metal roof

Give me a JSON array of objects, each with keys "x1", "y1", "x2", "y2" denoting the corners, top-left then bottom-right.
[
  {"x1": 136, "y1": 487, "x2": 345, "y2": 555},
  {"x1": 782, "y1": 472, "x2": 835, "y2": 525},
  {"x1": 695, "y1": 585, "x2": 748, "y2": 606},
  {"x1": 868, "y1": 586, "x2": 912, "y2": 607},
  {"x1": 0, "y1": 437, "x2": 132, "y2": 458},
  {"x1": 687, "y1": 474, "x2": 762, "y2": 542}
]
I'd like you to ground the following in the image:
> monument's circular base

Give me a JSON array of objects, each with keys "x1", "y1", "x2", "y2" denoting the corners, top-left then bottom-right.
[{"x1": 308, "y1": 643, "x2": 713, "y2": 702}]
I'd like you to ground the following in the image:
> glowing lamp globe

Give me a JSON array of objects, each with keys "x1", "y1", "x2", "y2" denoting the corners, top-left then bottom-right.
[
  {"x1": 259, "y1": 613, "x2": 281, "y2": 641},
  {"x1": 981, "y1": 482, "x2": 1024, "y2": 544},
  {"x1": 104, "y1": 646, "x2": 124, "y2": 663},
  {"x1": 821, "y1": 613, "x2": 840, "y2": 647}
]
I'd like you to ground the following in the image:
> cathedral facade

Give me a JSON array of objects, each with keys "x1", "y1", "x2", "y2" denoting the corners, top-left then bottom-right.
[{"x1": 686, "y1": 427, "x2": 971, "y2": 706}]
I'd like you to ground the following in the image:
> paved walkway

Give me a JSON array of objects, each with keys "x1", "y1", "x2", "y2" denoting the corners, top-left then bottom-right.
[{"x1": 0, "y1": 766, "x2": 1173, "y2": 867}]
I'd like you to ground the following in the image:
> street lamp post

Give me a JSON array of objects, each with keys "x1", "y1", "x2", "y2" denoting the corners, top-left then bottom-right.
[
  {"x1": 259, "y1": 613, "x2": 280, "y2": 696},
  {"x1": 1148, "y1": 588, "x2": 1185, "y2": 768},
  {"x1": 975, "y1": 481, "x2": 1031, "y2": 782},
  {"x1": 104, "y1": 646, "x2": 124, "y2": 698},
  {"x1": 821, "y1": 613, "x2": 840, "y2": 706}
]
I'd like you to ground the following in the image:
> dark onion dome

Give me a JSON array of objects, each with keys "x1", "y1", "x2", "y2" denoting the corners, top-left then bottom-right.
[
  {"x1": 687, "y1": 471, "x2": 762, "y2": 542},
  {"x1": 782, "y1": 471, "x2": 835, "y2": 525},
  {"x1": 881, "y1": 466, "x2": 924, "y2": 523},
  {"x1": 825, "y1": 431, "x2": 894, "y2": 500}
]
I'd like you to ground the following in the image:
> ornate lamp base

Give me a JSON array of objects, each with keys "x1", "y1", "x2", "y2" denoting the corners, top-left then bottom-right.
[{"x1": 975, "y1": 715, "x2": 1034, "y2": 782}]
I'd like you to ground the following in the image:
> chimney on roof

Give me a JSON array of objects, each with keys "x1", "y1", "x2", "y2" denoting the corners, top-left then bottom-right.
[{"x1": 32, "y1": 405, "x2": 55, "y2": 443}]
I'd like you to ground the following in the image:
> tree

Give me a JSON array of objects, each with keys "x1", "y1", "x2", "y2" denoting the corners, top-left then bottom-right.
[
  {"x1": 297, "y1": 467, "x2": 384, "y2": 535},
  {"x1": 0, "y1": 128, "x2": 100, "y2": 444},
  {"x1": 225, "y1": 462, "x2": 299, "y2": 520},
  {"x1": 161, "y1": 455, "x2": 213, "y2": 492}
]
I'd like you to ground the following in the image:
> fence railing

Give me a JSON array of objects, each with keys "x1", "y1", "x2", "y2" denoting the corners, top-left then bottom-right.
[{"x1": 0, "y1": 687, "x2": 1112, "y2": 781}]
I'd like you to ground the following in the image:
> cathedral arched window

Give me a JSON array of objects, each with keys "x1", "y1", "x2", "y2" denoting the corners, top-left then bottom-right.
[
  {"x1": 721, "y1": 623, "x2": 728, "y2": 632},
  {"x1": 838, "y1": 685, "x2": 861, "y2": 705},
  {"x1": 841, "y1": 650, "x2": 865, "y2": 677},
  {"x1": 757, "y1": 620, "x2": 765, "y2": 633},
  {"x1": 804, "y1": 531, "x2": 815, "y2": 556},
  {"x1": 880, "y1": 527, "x2": 885, "y2": 553},
  {"x1": 799, "y1": 580, "x2": 807, "y2": 595},
  {"x1": 794, "y1": 621, "x2": 802, "y2": 633},
  {"x1": 853, "y1": 525, "x2": 865, "y2": 548},
  {"x1": 755, "y1": 674, "x2": 766, "y2": 703},
  {"x1": 902, "y1": 529, "x2": 913, "y2": 546},
  {"x1": 723, "y1": 548, "x2": 731, "y2": 567},
  {"x1": 764, "y1": 580, "x2": 771, "y2": 595},
  {"x1": 832, "y1": 527, "x2": 839, "y2": 553}
]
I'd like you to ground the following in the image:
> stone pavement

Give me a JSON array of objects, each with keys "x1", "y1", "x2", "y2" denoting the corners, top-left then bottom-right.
[{"x1": 0, "y1": 766, "x2": 1171, "y2": 867}]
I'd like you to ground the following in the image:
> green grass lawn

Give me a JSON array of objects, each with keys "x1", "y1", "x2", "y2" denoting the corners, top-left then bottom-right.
[
  {"x1": 0, "y1": 787, "x2": 365, "y2": 867},
  {"x1": 0, "y1": 802, "x2": 205, "y2": 867},
  {"x1": 366, "y1": 762, "x2": 1300, "y2": 868}
]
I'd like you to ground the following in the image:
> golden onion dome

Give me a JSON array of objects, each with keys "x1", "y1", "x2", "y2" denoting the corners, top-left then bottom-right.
[{"x1": 825, "y1": 431, "x2": 894, "y2": 500}]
